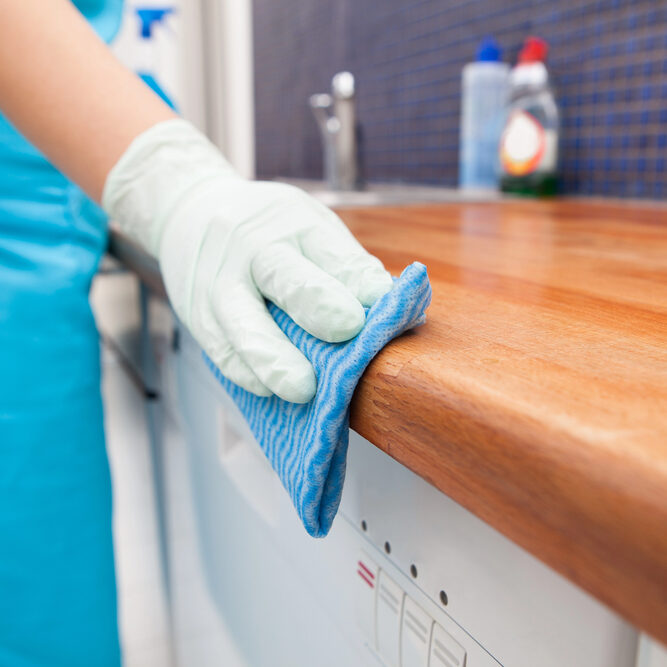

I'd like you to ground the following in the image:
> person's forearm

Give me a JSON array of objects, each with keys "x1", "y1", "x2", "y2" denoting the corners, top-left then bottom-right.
[{"x1": 0, "y1": 0, "x2": 176, "y2": 202}]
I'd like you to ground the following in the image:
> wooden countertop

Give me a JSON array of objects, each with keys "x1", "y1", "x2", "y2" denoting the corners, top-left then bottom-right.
[{"x1": 339, "y1": 199, "x2": 667, "y2": 643}]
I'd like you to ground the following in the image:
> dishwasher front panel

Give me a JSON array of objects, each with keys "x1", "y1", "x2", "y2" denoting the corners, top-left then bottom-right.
[{"x1": 156, "y1": 323, "x2": 638, "y2": 667}]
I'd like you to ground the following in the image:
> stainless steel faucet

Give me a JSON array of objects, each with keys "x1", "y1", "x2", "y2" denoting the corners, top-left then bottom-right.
[{"x1": 309, "y1": 72, "x2": 359, "y2": 191}]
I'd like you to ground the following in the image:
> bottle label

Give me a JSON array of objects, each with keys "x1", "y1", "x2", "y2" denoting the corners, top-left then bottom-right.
[{"x1": 500, "y1": 110, "x2": 546, "y2": 176}]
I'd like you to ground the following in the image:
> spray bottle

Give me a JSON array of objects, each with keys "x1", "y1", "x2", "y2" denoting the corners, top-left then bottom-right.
[{"x1": 135, "y1": 7, "x2": 177, "y2": 110}]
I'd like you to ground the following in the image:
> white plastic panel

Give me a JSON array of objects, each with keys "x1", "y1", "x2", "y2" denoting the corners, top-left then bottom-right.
[
  {"x1": 401, "y1": 596, "x2": 433, "y2": 667},
  {"x1": 430, "y1": 623, "x2": 466, "y2": 667},
  {"x1": 356, "y1": 552, "x2": 378, "y2": 648},
  {"x1": 636, "y1": 635, "x2": 667, "y2": 667},
  {"x1": 376, "y1": 571, "x2": 404, "y2": 667}
]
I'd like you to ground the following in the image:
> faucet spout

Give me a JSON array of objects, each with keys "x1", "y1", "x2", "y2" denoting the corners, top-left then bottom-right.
[{"x1": 309, "y1": 72, "x2": 359, "y2": 191}]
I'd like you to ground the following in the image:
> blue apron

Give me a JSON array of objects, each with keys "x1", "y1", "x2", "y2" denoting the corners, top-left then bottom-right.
[{"x1": 0, "y1": 2, "x2": 123, "y2": 665}]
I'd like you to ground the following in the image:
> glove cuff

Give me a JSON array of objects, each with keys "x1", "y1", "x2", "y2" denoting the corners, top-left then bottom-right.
[{"x1": 101, "y1": 118, "x2": 240, "y2": 255}]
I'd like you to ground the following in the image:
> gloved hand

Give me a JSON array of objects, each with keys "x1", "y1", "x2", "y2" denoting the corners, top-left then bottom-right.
[{"x1": 102, "y1": 119, "x2": 393, "y2": 403}]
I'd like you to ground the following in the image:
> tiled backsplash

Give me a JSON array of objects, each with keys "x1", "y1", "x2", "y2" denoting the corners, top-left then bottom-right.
[{"x1": 253, "y1": 0, "x2": 667, "y2": 199}]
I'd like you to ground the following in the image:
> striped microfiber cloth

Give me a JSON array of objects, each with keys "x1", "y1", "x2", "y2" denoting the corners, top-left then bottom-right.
[{"x1": 204, "y1": 261, "x2": 431, "y2": 537}]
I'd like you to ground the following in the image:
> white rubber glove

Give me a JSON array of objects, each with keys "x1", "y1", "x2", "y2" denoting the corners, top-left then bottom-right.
[{"x1": 102, "y1": 119, "x2": 393, "y2": 403}]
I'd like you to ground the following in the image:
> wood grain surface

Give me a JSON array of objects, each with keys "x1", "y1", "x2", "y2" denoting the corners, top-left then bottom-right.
[{"x1": 338, "y1": 199, "x2": 667, "y2": 643}]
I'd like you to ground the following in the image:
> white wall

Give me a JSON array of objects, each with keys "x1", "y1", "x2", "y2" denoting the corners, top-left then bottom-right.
[{"x1": 198, "y1": 0, "x2": 255, "y2": 178}]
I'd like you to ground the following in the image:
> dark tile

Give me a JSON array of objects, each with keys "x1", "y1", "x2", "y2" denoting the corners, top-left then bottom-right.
[{"x1": 254, "y1": 0, "x2": 667, "y2": 198}]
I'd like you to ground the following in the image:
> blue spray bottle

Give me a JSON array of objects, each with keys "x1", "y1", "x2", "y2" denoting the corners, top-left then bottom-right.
[{"x1": 135, "y1": 7, "x2": 177, "y2": 110}]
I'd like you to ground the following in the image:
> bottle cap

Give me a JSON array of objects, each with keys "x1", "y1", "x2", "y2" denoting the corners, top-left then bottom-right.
[
  {"x1": 476, "y1": 37, "x2": 502, "y2": 62},
  {"x1": 518, "y1": 36, "x2": 548, "y2": 63},
  {"x1": 136, "y1": 7, "x2": 174, "y2": 39}
]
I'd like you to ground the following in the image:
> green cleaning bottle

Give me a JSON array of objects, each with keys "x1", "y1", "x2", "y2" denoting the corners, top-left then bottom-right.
[{"x1": 499, "y1": 37, "x2": 559, "y2": 196}]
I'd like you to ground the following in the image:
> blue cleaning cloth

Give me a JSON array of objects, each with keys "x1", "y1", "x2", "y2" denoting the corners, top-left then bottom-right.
[{"x1": 205, "y1": 262, "x2": 432, "y2": 537}]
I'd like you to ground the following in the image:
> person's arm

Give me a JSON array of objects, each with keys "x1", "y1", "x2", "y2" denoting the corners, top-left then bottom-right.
[
  {"x1": 0, "y1": 0, "x2": 395, "y2": 404},
  {"x1": 0, "y1": 0, "x2": 175, "y2": 202}
]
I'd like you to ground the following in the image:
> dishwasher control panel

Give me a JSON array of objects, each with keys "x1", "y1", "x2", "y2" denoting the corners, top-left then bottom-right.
[
  {"x1": 354, "y1": 545, "x2": 481, "y2": 667},
  {"x1": 357, "y1": 551, "x2": 467, "y2": 667}
]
